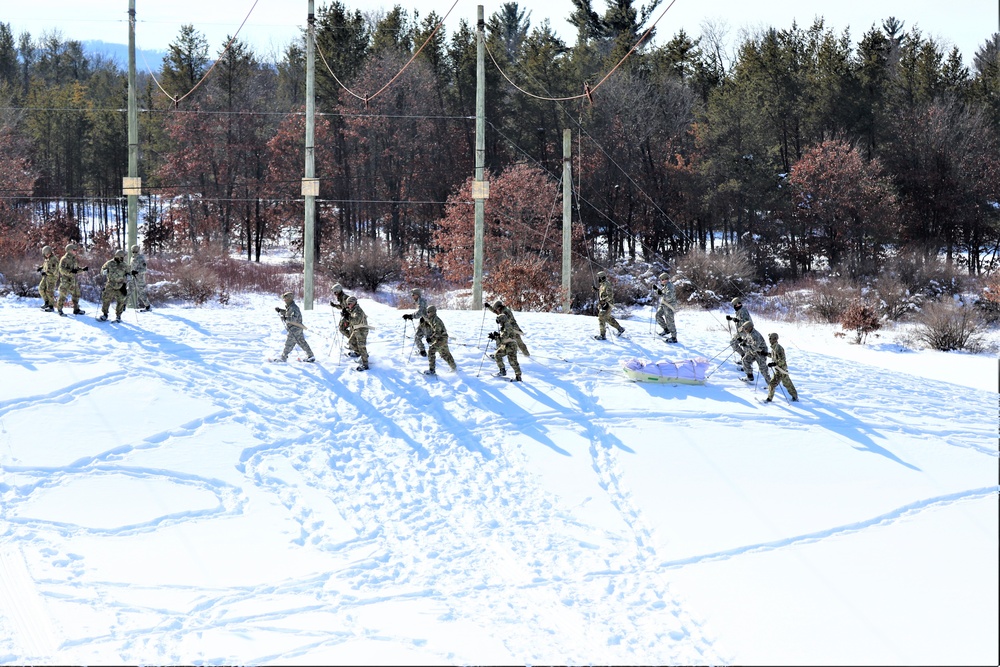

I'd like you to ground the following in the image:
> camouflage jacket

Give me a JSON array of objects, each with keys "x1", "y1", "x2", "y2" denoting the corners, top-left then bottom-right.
[
  {"x1": 41, "y1": 254, "x2": 60, "y2": 278},
  {"x1": 59, "y1": 252, "x2": 81, "y2": 278},
  {"x1": 130, "y1": 253, "x2": 147, "y2": 276},
  {"x1": 733, "y1": 305, "x2": 753, "y2": 331},
  {"x1": 655, "y1": 281, "x2": 677, "y2": 310},
  {"x1": 101, "y1": 257, "x2": 129, "y2": 289},
  {"x1": 280, "y1": 301, "x2": 304, "y2": 330},
  {"x1": 423, "y1": 313, "x2": 448, "y2": 342},
  {"x1": 741, "y1": 328, "x2": 768, "y2": 356},
  {"x1": 769, "y1": 342, "x2": 789, "y2": 373},
  {"x1": 347, "y1": 304, "x2": 369, "y2": 332},
  {"x1": 598, "y1": 280, "x2": 614, "y2": 308},
  {"x1": 332, "y1": 291, "x2": 350, "y2": 309},
  {"x1": 496, "y1": 305, "x2": 523, "y2": 333},
  {"x1": 496, "y1": 313, "x2": 520, "y2": 345},
  {"x1": 410, "y1": 295, "x2": 427, "y2": 320}
]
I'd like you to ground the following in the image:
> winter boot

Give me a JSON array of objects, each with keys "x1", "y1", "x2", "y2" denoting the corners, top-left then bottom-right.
[
  {"x1": 355, "y1": 363, "x2": 369, "y2": 371},
  {"x1": 73, "y1": 308, "x2": 85, "y2": 315},
  {"x1": 615, "y1": 327, "x2": 625, "y2": 336},
  {"x1": 512, "y1": 374, "x2": 522, "y2": 382},
  {"x1": 593, "y1": 334, "x2": 606, "y2": 340},
  {"x1": 494, "y1": 369, "x2": 507, "y2": 377},
  {"x1": 302, "y1": 356, "x2": 315, "y2": 363},
  {"x1": 98, "y1": 313, "x2": 108, "y2": 321},
  {"x1": 423, "y1": 369, "x2": 436, "y2": 376},
  {"x1": 740, "y1": 374, "x2": 755, "y2": 383}
]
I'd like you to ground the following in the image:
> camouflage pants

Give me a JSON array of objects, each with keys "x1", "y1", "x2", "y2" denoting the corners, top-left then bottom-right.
[
  {"x1": 414, "y1": 320, "x2": 432, "y2": 354},
  {"x1": 101, "y1": 283, "x2": 127, "y2": 318},
  {"x1": 428, "y1": 335, "x2": 456, "y2": 372},
  {"x1": 282, "y1": 327, "x2": 314, "y2": 360},
  {"x1": 767, "y1": 368, "x2": 798, "y2": 401},
  {"x1": 494, "y1": 340, "x2": 521, "y2": 378},
  {"x1": 597, "y1": 304, "x2": 622, "y2": 336},
  {"x1": 742, "y1": 348, "x2": 772, "y2": 383},
  {"x1": 338, "y1": 315, "x2": 350, "y2": 337},
  {"x1": 57, "y1": 276, "x2": 81, "y2": 311},
  {"x1": 131, "y1": 274, "x2": 149, "y2": 308},
  {"x1": 348, "y1": 329, "x2": 369, "y2": 365},
  {"x1": 656, "y1": 306, "x2": 676, "y2": 337},
  {"x1": 513, "y1": 333, "x2": 530, "y2": 356},
  {"x1": 39, "y1": 275, "x2": 58, "y2": 308}
]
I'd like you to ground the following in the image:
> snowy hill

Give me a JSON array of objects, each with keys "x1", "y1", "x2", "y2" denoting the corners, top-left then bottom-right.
[{"x1": 0, "y1": 294, "x2": 996, "y2": 665}]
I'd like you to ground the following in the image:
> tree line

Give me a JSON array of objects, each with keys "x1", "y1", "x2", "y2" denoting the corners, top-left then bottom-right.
[{"x1": 1, "y1": 1, "x2": 999, "y2": 285}]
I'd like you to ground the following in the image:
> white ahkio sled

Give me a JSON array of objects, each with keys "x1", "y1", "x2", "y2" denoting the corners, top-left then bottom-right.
[{"x1": 621, "y1": 357, "x2": 709, "y2": 386}]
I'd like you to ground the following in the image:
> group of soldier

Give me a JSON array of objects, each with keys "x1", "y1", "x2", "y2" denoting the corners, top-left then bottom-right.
[
  {"x1": 273, "y1": 272, "x2": 799, "y2": 399},
  {"x1": 37, "y1": 242, "x2": 151, "y2": 321}
]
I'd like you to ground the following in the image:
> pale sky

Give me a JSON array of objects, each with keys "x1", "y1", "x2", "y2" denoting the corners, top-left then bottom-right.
[{"x1": 4, "y1": 0, "x2": 996, "y2": 66}]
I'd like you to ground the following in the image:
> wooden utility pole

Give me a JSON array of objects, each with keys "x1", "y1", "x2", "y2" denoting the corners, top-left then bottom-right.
[
  {"x1": 125, "y1": 0, "x2": 139, "y2": 259},
  {"x1": 562, "y1": 129, "x2": 572, "y2": 313},
  {"x1": 472, "y1": 5, "x2": 487, "y2": 310},
  {"x1": 302, "y1": 0, "x2": 318, "y2": 309}
]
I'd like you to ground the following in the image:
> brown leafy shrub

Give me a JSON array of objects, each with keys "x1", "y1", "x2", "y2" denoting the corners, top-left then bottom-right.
[
  {"x1": 484, "y1": 257, "x2": 560, "y2": 312},
  {"x1": 326, "y1": 240, "x2": 400, "y2": 292},
  {"x1": 673, "y1": 247, "x2": 755, "y2": 308},
  {"x1": 889, "y1": 252, "x2": 967, "y2": 298},
  {"x1": 840, "y1": 300, "x2": 882, "y2": 344},
  {"x1": 872, "y1": 275, "x2": 920, "y2": 321},
  {"x1": 160, "y1": 263, "x2": 222, "y2": 305},
  {"x1": 0, "y1": 255, "x2": 41, "y2": 297},
  {"x1": 915, "y1": 300, "x2": 985, "y2": 352},
  {"x1": 976, "y1": 275, "x2": 1000, "y2": 325},
  {"x1": 805, "y1": 277, "x2": 858, "y2": 323}
]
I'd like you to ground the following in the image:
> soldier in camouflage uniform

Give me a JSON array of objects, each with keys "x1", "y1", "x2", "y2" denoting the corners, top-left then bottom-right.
[
  {"x1": 37, "y1": 245, "x2": 60, "y2": 312},
  {"x1": 593, "y1": 271, "x2": 625, "y2": 340},
  {"x1": 129, "y1": 244, "x2": 151, "y2": 311},
  {"x1": 401, "y1": 287, "x2": 431, "y2": 357},
  {"x1": 421, "y1": 305, "x2": 457, "y2": 375},
  {"x1": 56, "y1": 242, "x2": 88, "y2": 316},
  {"x1": 765, "y1": 332, "x2": 799, "y2": 402},
  {"x1": 726, "y1": 297, "x2": 753, "y2": 357},
  {"x1": 738, "y1": 321, "x2": 771, "y2": 384},
  {"x1": 98, "y1": 249, "x2": 130, "y2": 322},
  {"x1": 275, "y1": 292, "x2": 315, "y2": 362},
  {"x1": 345, "y1": 295, "x2": 369, "y2": 370},
  {"x1": 490, "y1": 299, "x2": 529, "y2": 356},
  {"x1": 653, "y1": 272, "x2": 678, "y2": 343},
  {"x1": 329, "y1": 283, "x2": 351, "y2": 339},
  {"x1": 489, "y1": 311, "x2": 522, "y2": 381}
]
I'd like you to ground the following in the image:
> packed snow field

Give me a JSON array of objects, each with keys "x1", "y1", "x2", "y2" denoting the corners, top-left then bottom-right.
[{"x1": 0, "y1": 292, "x2": 996, "y2": 665}]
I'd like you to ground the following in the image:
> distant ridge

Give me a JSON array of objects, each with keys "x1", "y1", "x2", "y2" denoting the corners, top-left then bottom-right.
[{"x1": 82, "y1": 40, "x2": 165, "y2": 69}]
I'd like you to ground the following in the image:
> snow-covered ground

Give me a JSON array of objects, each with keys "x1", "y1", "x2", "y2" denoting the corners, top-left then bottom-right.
[{"x1": 0, "y1": 292, "x2": 996, "y2": 665}]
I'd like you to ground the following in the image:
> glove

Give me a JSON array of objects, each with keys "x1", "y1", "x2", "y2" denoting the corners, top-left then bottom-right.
[
  {"x1": 131, "y1": 270, "x2": 138, "y2": 276},
  {"x1": 82, "y1": 266, "x2": 89, "y2": 271},
  {"x1": 768, "y1": 362, "x2": 777, "y2": 367},
  {"x1": 275, "y1": 307, "x2": 284, "y2": 313},
  {"x1": 427, "y1": 337, "x2": 437, "y2": 346},
  {"x1": 341, "y1": 309, "x2": 349, "y2": 318},
  {"x1": 653, "y1": 286, "x2": 661, "y2": 294},
  {"x1": 600, "y1": 303, "x2": 610, "y2": 312},
  {"x1": 592, "y1": 284, "x2": 598, "y2": 291},
  {"x1": 120, "y1": 285, "x2": 127, "y2": 297},
  {"x1": 496, "y1": 316, "x2": 502, "y2": 324},
  {"x1": 36, "y1": 266, "x2": 43, "y2": 273},
  {"x1": 402, "y1": 313, "x2": 413, "y2": 320},
  {"x1": 329, "y1": 300, "x2": 336, "y2": 307},
  {"x1": 726, "y1": 315, "x2": 733, "y2": 321},
  {"x1": 487, "y1": 331, "x2": 499, "y2": 341},
  {"x1": 71, "y1": 268, "x2": 79, "y2": 274}
]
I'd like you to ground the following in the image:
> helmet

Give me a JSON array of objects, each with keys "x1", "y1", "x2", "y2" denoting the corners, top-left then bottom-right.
[
  {"x1": 66, "y1": 242, "x2": 78, "y2": 252},
  {"x1": 114, "y1": 249, "x2": 125, "y2": 259},
  {"x1": 596, "y1": 271, "x2": 607, "y2": 280},
  {"x1": 131, "y1": 244, "x2": 140, "y2": 253},
  {"x1": 42, "y1": 245, "x2": 52, "y2": 256},
  {"x1": 282, "y1": 291, "x2": 294, "y2": 301},
  {"x1": 346, "y1": 296, "x2": 357, "y2": 305},
  {"x1": 768, "y1": 332, "x2": 778, "y2": 342},
  {"x1": 731, "y1": 297, "x2": 742, "y2": 307},
  {"x1": 426, "y1": 305, "x2": 437, "y2": 316},
  {"x1": 410, "y1": 287, "x2": 422, "y2": 297},
  {"x1": 333, "y1": 283, "x2": 343, "y2": 293},
  {"x1": 741, "y1": 321, "x2": 753, "y2": 332},
  {"x1": 658, "y1": 272, "x2": 669, "y2": 281}
]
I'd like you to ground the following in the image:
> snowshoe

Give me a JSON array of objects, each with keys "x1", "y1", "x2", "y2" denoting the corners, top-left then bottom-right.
[
  {"x1": 423, "y1": 369, "x2": 436, "y2": 376},
  {"x1": 299, "y1": 356, "x2": 316, "y2": 363},
  {"x1": 268, "y1": 357, "x2": 287, "y2": 363},
  {"x1": 494, "y1": 370, "x2": 507, "y2": 377},
  {"x1": 740, "y1": 375, "x2": 755, "y2": 383},
  {"x1": 355, "y1": 364, "x2": 369, "y2": 372},
  {"x1": 614, "y1": 327, "x2": 625, "y2": 337},
  {"x1": 593, "y1": 334, "x2": 607, "y2": 340},
  {"x1": 58, "y1": 311, "x2": 67, "y2": 317},
  {"x1": 40, "y1": 305, "x2": 54, "y2": 312},
  {"x1": 97, "y1": 314, "x2": 108, "y2": 322},
  {"x1": 346, "y1": 351, "x2": 359, "y2": 358},
  {"x1": 510, "y1": 375, "x2": 522, "y2": 382},
  {"x1": 73, "y1": 308, "x2": 85, "y2": 315}
]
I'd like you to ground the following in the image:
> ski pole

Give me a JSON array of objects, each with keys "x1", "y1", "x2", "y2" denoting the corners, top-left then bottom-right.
[
  {"x1": 475, "y1": 304, "x2": 488, "y2": 350},
  {"x1": 401, "y1": 318, "x2": 409, "y2": 356},
  {"x1": 477, "y1": 336, "x2": 494, "y2": 378}
]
